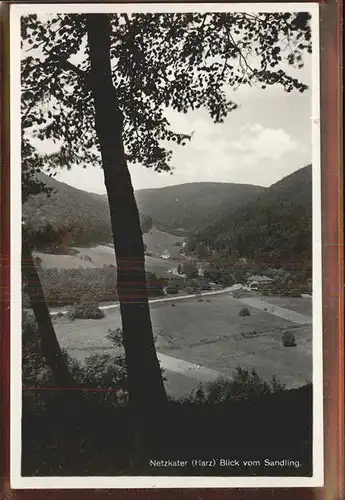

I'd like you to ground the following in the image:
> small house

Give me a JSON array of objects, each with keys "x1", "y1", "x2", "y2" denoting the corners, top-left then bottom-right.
[{"x1": 161, "y1": 249, "x2": 172, "y2": 260}]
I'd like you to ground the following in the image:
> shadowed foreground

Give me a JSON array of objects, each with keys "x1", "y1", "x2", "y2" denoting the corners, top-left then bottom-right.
[{"x1": 22, "y1": 384, "x2": 312, "y2": 477}]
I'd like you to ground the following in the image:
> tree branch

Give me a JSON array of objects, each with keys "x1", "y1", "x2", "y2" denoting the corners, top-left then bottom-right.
[
  {"x1": 226, "y1": 30, "x2": 255, "y2": 76},
  {"x1": 122, "y1": 13, "x2": 131, "y2": 25},
  {"x1": 51, "y1": 54, "x2": 86, "y2": 78},
  {"x1": 22, "y1": 55, "x2": 87, "y2": 130},
  {"x1": 24, "y1": 15, "x2": 68, "y2": 53}
]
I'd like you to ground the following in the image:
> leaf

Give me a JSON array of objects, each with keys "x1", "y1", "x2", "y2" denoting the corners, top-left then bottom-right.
[{"x1": 22, "y1": 12, "x2": 310, "y2": 172}]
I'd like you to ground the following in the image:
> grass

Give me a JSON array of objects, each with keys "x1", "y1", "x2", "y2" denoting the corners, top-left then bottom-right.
[
  {"x1": 261, "y1": 295, "x2": 313, "y2": 317},
  {"x1": 34, "y1": 251, "x2": 95, "y2": 269},
  {"x1": 54, "y1": 294, "x2": 313, "y2": 392},
  {"x1": 22, "y1": 293, "x2": 313, "y2": 478},
  {"x1": 36, "y1": 243, "x2": 184, "y2": 277}
]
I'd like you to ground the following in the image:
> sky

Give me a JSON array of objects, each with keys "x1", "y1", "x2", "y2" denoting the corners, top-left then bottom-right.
[
  {"x1": 49, "y1": 85, "x2": 312, "y2": 193},
  {"x1": 27, "y1": 15, "x2": 313, "y2": 194}
]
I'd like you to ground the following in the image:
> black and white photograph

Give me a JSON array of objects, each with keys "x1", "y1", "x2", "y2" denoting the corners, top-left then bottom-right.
[{"x1": 10, "y1": 2, "x2": 322, "y2": 488}]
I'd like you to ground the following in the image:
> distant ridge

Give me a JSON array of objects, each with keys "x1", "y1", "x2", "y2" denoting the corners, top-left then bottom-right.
[
  {"x1": 195, "y1": 165, "x2": 312, "y2": 263},
  {"x1": 23, "y1": 166, "x2": 312, "y2": 263},
  {"x1": 135, "y1": 181, "x2": 267, "y2": 235},
  {"x1": 23, "y1": 173, "x2": 151, "y2": 247}
]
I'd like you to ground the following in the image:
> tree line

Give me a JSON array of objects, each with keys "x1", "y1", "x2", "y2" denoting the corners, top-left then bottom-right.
[{"x1": 23, "y1": 265, "x2": 165, "y2": 308}]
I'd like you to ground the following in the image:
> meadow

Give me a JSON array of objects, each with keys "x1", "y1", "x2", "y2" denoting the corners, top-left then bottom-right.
[
  {"x1": 53, "y1": 293, "x2": 313, "y2": 397},
  {"x1": 36, "y1": 243, "x2": 183, "y2": 274},
  {"x1": 31, "y1": 234, "x2": 313, "y2": 396}
]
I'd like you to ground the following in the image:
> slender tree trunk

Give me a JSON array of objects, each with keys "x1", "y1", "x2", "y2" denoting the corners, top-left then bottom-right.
[
  {"x1": 85, "y1": 14, "x2": 167, "y2": 412},
  {"x1": 22, "y1": 230, "x2": 76, "y2": 388}
]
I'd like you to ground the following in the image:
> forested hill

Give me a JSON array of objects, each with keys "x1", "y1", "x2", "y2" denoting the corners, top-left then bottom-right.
[
  {"x1": 195, "y1": 165, "x2": 312, "y2": 264},
  {"x1": 23, "y1": 174, "x2": 152, "y2": 247},
  {"x1": 135, "y1": 182, "x2": 266, "y2": 235}
]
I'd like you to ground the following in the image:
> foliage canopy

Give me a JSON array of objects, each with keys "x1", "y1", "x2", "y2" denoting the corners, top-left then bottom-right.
[{"x1": 21, "y1": 11, "x2": 312, "y2": 173}]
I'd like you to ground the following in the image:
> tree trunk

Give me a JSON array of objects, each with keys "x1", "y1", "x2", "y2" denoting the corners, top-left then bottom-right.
[
  {"x1": 22, "y1": 230, "x2": 76, "y2": 388},
  {"x1": 85, "y1": 14, "x2": 167, "y2": 411}
]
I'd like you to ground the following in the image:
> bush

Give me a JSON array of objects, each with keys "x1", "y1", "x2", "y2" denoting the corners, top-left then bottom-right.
[
  {"x1": 69, "y1": 299, "x2": 105, "y2": 320},
  {"x1": 282, "y1": 331, "x2": 296, "y2": 347},
  {"x1": 81, "y1": 353, "x2": 128, "y2": 405},
  {"x1": 239, "y1": 307, "x2": 251, "y2": 317},
  {"x1": 34, "y1": 256, "x2": 42, "y2": 268},
  {"x1": 22, "y1": 310, "x2": 52, "y2": 388},
  {"x1": 185, "y1": 278, "x2": 198, "y2": 294},
  {"x1": 166, "y1": 284, "x2": 179, "y2": 294},
  {"x1": 82, "y1": 255, "x2": 93, "y2": 263},
  {"x1": 22, "y1": 315, "x2": 128, "y2": 411},
  {"x1": 22, "y1": 314, "x2": 168, "y2": 420},
  {"x1": 67, "y1": 248, "x2": 80, "y2": 256},
  {"x1": 189, "y1": 368, "x2": 286, "y2": 404},
  {"x1": 200, "y1": 280, "x2": 211, "y2": 291},
  {"x1": 241, "y1": 329, "x2": 257, "y2": 338},
  {"x1": 183, "y1": 262, "x2": 198, "y2": 277},
  {"x1": 105, "y1": 327, "x2": 123, "y2": 347},
  {"x1": 146, "y1": 272, "x2": 165, "y2": 296},
  {"x1": 22, "y1": 310, "x2": 87, "y2": 414}
]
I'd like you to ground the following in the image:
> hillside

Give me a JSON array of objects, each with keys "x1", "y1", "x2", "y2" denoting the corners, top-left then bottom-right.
[
  {"x1": 23, "y1": 174, "x2": 152, "y2": 248},
  {"x1": 24, "y1": 175, "x2": 266, "y2": 251},
  {"x1": 135, "y1": 182, "x2": 267, "y2": 235},
  {"x1": 24, "y1": 169, "x2": 311, "y2": 265},
  {"x1": 143, "y1": 227, "x2": 184, "y2": 258},
  {"x1": 196, "y1": 165, "x2": 312, "y2": 264},
  {"x1": 35, "y1": 245, "x2": 181, "y2": 277}
]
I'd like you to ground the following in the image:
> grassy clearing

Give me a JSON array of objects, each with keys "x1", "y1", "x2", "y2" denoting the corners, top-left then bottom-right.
[
  {"x1": 54, "y1": 294, "x2": 312, "y2": 391},
  {"x1": 35, "y1": 251, "x2": 95, "y2": 269},
  {"x1": 36, "y1": 244, "x2": 183, "y2": 277},
  {"x1": 260, "y1": 295, "x2": 312, "y2": 317}
]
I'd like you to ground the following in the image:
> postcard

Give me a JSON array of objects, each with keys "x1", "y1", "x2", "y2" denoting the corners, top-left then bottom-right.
[{"x1": 9, "y1": 2, "x2": 324, "y2": 489}]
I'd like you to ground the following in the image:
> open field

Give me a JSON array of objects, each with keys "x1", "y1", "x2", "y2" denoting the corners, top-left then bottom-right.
[
  {"x1": 36, "y1": 244, "x2": 182, "y2": 276},
  {"x1": 54, "y1": 293, "x2": 313, "y2": 397},
  {"x1": 35, "y1": 252, "x2": 95, "y2": 269},
  {"x1": 261, "y1": 295, "x2": 313, "y2": 317},
  {"x1": 236, "y1": 296, "x2": 312, "y2": 325}
]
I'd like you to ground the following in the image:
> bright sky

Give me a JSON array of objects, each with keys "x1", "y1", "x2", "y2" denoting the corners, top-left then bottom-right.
[
  {"x1": 27, "y1": 14, "x2": 313, "y2": 194},
  {"x1": 50, "y1": 79, "x2": 312, "y2": 193}
]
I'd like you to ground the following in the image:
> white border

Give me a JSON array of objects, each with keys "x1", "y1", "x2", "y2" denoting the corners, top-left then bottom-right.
[{"x1": 10, "y1": 3, "x2": 323, "y2": 489}]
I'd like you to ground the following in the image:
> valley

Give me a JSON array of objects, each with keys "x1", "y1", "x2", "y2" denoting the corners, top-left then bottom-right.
[
  {"x1": 25, "y1": 165, "x2": 314, "y2": 398},
  {"x1": 53, "y1": 292, "x2": 312, "y2": 398},
  {"x1": 19, "y1": 9, "x2": 317, "y2": 480}
]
